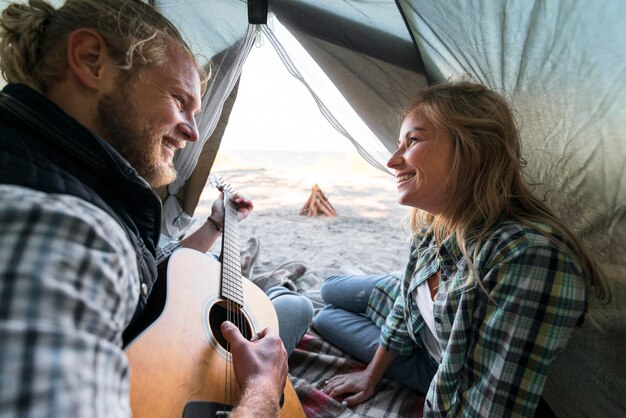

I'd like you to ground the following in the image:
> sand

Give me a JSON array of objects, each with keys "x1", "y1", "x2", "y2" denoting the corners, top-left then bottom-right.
[{"x1": 191, "y1": 150, "x2": 411, "y2": 291}]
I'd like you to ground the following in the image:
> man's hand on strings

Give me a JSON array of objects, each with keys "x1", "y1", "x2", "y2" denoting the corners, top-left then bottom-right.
[{"x1": 221, "y1": 322, "x2": 287, "y2": 397}]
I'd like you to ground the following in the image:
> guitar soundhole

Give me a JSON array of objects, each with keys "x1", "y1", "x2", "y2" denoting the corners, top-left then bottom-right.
[{"x1": 209, "y1": 301, "x2": 253, "y2": 351}]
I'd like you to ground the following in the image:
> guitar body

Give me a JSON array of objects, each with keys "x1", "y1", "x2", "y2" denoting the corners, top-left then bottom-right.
[{"x1": 126, "y1": 248, "x2": 305, "y2": 418}]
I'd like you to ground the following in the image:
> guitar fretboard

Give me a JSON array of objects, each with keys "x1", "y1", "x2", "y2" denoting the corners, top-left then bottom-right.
[{"x1": 220, "y1": 191, "x2": 244, "y2": 306}]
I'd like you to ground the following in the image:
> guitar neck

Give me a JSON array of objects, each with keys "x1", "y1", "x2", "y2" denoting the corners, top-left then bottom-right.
[{"x1": 219, "y1": 191, "x2": 244, "y2": 306}]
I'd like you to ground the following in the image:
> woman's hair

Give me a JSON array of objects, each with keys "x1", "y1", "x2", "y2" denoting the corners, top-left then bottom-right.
[
  {"x1": 0, "y1": 0, "x2": 197, "y2": 94},
  {"x1": 408, "y1": 81, "x2": 608, "y2": 301}
]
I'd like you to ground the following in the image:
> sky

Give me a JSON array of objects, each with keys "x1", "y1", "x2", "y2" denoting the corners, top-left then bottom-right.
[{"x1": 218, "y1": 40, "x2": 354, "y2": 153}]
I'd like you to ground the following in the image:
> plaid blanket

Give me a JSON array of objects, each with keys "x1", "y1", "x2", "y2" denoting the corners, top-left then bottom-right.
[{"x1": 289, "y1": 330, "x2": 425, "y2": 418}]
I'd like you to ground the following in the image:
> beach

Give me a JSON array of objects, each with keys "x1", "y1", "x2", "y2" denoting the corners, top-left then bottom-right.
[{"x1": 191, "y1": 150, "x2": 411, "y2": 291}]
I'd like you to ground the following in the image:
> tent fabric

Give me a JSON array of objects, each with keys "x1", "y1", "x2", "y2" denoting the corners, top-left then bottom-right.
[
  {"x1": 1, "y1": 1, "x2": 624, "y2": 416},
  {"x1": 178, "y1": 78, "x2": 241, "y2": 216},
  {"x1": 262, "y1": 20, "x2": 391, "y2": 173},
  {"x1": 398, "y1": 1, "x2": 626, "y2": 416},
  {"x1": 158, "y1": 0, "x2": 429, "y2": 238},
  {"x1": 149, "y1": 1, "x2": 626, "y2": 415},
  {"x1": 160, "y1": 12, "x2": 255, "y2": 238},
  {"x1": 270, "y1": 0, "x2": 429, "y2": 154}
]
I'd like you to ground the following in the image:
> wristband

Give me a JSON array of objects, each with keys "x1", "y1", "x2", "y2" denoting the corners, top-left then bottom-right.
[{"x1": 208, "y1": 216, "x2": 223, "y2": 232}]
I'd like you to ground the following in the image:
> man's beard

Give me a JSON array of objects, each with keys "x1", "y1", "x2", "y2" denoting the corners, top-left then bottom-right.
[{"x1": 95, "y1": 88, "x2": 177, "y2": 188}]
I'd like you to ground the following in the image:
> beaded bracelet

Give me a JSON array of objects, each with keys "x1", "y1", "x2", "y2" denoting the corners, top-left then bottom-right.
[{"x1": 208, "y1": 216, "x2": 223, "y2": 232}]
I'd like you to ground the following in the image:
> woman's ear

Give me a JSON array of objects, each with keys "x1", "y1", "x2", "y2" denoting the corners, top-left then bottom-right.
[{"x1": 66, "y1": 28, "x2": 114, "y2": 91}]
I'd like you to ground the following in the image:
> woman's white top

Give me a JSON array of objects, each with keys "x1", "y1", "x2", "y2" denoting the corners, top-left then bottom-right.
[{"x1": 415, "y1": 280, "x2": 443, "y2": 363}]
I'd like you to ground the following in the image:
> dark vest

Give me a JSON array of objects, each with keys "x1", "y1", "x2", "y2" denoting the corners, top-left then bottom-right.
[{"x1": 0, "y1": 84, "x2": 164, "y2": 345}]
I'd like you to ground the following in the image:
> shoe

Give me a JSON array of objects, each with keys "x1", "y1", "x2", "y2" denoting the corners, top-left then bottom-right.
[
  {"x1": 240, "y1": 237, "x2": 260, "y2": 279},
  {"x1": 250, "y1": 261, "x2": 307, "y2": 292},
  {"x1": 252, "y1": 269, "x2": 298, "y2": 292},
  {"x1": 272, "y1": 261, "x2": 306, "y2": 281}
]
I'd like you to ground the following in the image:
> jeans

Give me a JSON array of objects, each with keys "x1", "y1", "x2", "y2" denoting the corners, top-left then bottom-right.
[
  {"x1": 267, "y1": 285, "x2": 313, "y2": 356},
  {"x1": 312, "y1": 274, "x2": 438, "y2": 393}
]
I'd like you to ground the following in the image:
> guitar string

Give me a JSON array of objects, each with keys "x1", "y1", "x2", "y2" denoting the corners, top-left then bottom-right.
[
  {"x1": 229, "y1": 197, "x2": 235, "y2": 406},
  {"x1": 227, "y1": 189, "x2": 240, "y2": 406},
  {"x1": 222, "y1": 190, "x2": 232, "y2": 404},
  {"x1": 230, "y1": 201, "x2": 237, "y2": 407},
  {"x1": 223, "y1": 191, "x2": 237, "y2": 405},
  {"x1": 236, "y1": 204, "x2": 244, "y2": 405},
  {"x1": 213, "y1": 177, "x2": 235, "y2": 408},
  {"x1": 230, "y1": 196, "x2": 237, "y2": 406},
  {"x1": 222, "y1": 182, "x2": 247, "y2": 407}
]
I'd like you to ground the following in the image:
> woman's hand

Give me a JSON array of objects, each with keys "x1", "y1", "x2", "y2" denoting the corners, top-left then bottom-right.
[
  {"x1": 322, "y1": 346, "x2": 397, "y2": 407},
  {"x1": 321, "y1": 370, "x2": 377, "y2": 407}
]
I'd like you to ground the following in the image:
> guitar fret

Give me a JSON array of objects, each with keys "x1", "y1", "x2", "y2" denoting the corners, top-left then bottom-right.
[
  {"x1": 221, "y1": 287, "x2": 244, "y2": 297},
  {"x1": 222, "y1": 287, "x2": 244, "y2": 296},
  {"x1": 219, "y1": 191, "x2": 245, "y2": 306},
  {"x1": 224, "y1": 266, "x2": 240, "y2": 274},
  {"x1": 222, "y1": 284, "x2": 242, "y2": 294},
  {"x1": 222, "y1": 292, "x2": 244, "y2": 300},
  {"x1": 224, "y1": 248, "x2": 240, "y2": 255}
]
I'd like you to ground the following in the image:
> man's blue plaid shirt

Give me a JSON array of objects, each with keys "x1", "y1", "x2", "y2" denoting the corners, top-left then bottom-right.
[{"x1": 0, "y1": 185, "x2": 140, "y2": 417}]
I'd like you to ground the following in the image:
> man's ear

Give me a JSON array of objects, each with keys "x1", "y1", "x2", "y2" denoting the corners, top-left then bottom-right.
[{"x1": 66, "y1": 28, "x2": 113, "y2": 90}]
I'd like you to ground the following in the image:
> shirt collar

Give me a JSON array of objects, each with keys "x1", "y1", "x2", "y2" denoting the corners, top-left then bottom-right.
[{"x1": 439, "y1": 233, "x2": 463, "y2": 259}]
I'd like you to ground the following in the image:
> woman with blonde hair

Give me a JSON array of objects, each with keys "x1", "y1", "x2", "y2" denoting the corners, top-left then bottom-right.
[{"x1": 314, "y1": 81, "x2": 607, "y2": 417}]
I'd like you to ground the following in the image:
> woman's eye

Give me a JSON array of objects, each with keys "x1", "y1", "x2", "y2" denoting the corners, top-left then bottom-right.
[{"x1": 408, "y1": 137, "x2": 420, "y2": 146}]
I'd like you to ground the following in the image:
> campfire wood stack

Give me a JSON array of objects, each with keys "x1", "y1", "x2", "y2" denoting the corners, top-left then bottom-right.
[{"x1": 300, "y1": 184, "x2": 337, "y2": 217}]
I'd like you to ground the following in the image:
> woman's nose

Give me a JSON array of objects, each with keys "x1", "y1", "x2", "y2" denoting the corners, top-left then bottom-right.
[{"x1": 387, "y1": 147, "x2": 403, "y2": 168}]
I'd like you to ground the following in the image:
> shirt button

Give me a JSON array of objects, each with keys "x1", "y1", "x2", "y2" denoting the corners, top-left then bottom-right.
[
  {"x1": 434, "y1": 316, "x2": 441, "y2": 324},
  {"x1": 141, "y1": 283, "x2": 148, "y2": 295}
]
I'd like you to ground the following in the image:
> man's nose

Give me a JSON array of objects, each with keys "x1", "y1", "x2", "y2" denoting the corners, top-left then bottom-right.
[{"x1": 178, "y1": 119, "x2": 199, "y2": 142}]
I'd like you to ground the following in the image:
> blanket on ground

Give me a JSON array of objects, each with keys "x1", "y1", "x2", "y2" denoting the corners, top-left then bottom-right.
[{"x1": 289, "y1": 330, "x2": 424, "y2": 418}]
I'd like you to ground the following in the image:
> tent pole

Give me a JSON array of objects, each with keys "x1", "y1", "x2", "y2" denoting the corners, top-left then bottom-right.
[{"x1": 248, "y1": 0, "x2": 268, "y2": 24}]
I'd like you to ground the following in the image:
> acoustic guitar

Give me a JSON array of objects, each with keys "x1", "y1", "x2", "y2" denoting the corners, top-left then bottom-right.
[{"x1": 126, "y1": 176, "x2": 305, "y2": 417}]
